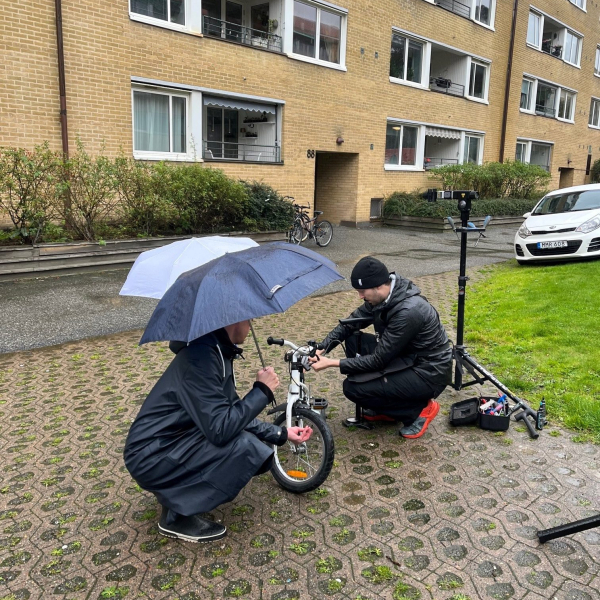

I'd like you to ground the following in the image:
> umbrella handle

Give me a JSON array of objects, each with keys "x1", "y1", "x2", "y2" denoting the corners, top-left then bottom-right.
[{"x1": 249, "y1": 321, "x2": 266, "y2": 369}]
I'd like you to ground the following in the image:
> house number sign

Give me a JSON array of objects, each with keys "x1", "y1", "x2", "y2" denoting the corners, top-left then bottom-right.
[{"x1": 306, "y1": 149, "x2": 315, "y2": 158}]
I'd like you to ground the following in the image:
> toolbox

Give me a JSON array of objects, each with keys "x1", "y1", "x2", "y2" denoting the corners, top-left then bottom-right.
[{"x1": 450, "y1": 396, "x2": 510, "y2": 431}]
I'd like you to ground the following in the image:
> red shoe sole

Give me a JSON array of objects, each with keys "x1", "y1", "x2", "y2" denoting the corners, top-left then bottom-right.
[
  {"x1": 419, "y1": 399, "x2": 439, "y2": 418},
  {"x1": 403, "y1": 402, "x2": 440, "y2": 438}
]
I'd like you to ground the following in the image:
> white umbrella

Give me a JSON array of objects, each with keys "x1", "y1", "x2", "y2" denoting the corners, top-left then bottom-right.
[{"x1": 120, "y1": 236, "x2": 259, "y2": 299}]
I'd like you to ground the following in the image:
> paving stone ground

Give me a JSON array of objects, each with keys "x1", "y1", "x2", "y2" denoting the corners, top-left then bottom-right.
[{"x1": 0, "y1": 272, "x2": 598, "y2": 600}]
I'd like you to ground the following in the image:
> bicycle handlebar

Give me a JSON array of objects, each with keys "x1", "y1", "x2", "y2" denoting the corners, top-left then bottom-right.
[
  {"x1": 267, "y1": 337, "x2": 284, "y2": 346},
  {"x1": 267, "y1": 337, "x2": 322, "y2": 355}
]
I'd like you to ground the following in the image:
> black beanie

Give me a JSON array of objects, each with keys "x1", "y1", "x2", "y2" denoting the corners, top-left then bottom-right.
[{"x1": 351, "y1": 257, "x2": 390, "y2": 289}]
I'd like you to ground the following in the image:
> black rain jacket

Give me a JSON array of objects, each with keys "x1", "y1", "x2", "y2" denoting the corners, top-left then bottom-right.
[
  {"x1": 124, "y1": 329, "x2": 286, "y2": 516},
  {"x1": 321, "y1": 274, "x2": 452, "y2": 387}
]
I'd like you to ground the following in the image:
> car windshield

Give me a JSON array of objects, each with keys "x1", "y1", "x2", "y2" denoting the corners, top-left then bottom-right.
[{"x1": 533, "y1": 190, "x2": 600, "y2": 215}]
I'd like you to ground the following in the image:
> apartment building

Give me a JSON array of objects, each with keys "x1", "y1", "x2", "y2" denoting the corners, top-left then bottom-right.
[{"x1": 1, "y1": 0, "x2": 599, "y2": 225}]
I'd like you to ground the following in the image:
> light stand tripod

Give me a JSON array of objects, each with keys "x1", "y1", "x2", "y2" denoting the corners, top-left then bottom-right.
[{"x1": 449, "y1": 191, "x2": 541, "y2": 439}]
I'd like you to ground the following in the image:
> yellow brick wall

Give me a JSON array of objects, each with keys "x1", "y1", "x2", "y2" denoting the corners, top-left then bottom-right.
[{"x1": 1, "y1": 0, "x2": 599, "y2": 227}]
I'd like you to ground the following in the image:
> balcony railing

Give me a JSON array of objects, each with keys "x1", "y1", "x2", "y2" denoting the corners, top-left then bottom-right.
[
  {"x1": 429, "y1": 77, "x2": 465, "y2": 98},
  {"x1": 203, "y1": 141, "x2": 281, "y2": 163},
  {"x1": 535, "y1": 104, "x2": 556, "y2": 118},
  {"x1": 541, "y1": 39, "x2": 563, "y2": 58},
  {"x1": 203, "y1": 16, "x2": 283, "y2": 53},
  {"x1": 424, "y1": 157, "x2": 459, "y2": 170},
  {"x1": 433, "y1": 0, "x2": 471, "y2": 20}
]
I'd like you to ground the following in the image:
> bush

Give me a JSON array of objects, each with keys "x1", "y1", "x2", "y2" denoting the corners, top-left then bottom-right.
[
  {"x1": 153, "y1": 163, "x2": 247, "y2": 234},
  {"x1": 383, "y1": 192, "x2": 537, "y2": 219},
  {"x1": 0, "y1": 142, "x2": 61, "y2": 244},
  {"x1": 428, "y1": 161, "x2": 551, "y2": 199},
  {"x1": 114, "y1": 156, "x2": 176, "y2": 237},
  {"x1": 57, "y1": 140, "x2": 118, "y2": 241},
  {"x1": 239, "y1": 181, "x2": 294, "y2": 231},
  {"x1": 590, "y1": 158, "x2": 600, "y2": 184}
]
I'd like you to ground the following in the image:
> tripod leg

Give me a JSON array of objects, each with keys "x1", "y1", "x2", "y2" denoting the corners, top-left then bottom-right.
[
  {"x1": 538, "y1": 514, "x2": 600, "y2": 543},
  {"x1": 513, "y1": 410, "x2": 539, "y2": 439}
]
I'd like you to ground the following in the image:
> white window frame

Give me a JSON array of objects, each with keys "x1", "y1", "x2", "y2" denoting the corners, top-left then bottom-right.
[
  {"x1": 389, "y1": 32, "x2": 428, "y2": 89},
  {"x1": 467, "y1": 59, "x2": 489, "y2": 102},
  {"x1": 568, "y1": 0, "x2": 586, "y2": 11},
  {"x1": 557, "y1": 89, "x2": 576, "y2": 122},
  {"x1": 463, "y1": 134, "x2": 484, "y2": 165},
  {"x1": 520, "y1": 77, "x2": 535, "y2": 113},
  {"x1": 132, "y1": 86, "x2": 197, "y2": 161},
  {"x1": 516, "y1": 138, "x2": 553, "y2": 171},
  {"x1": 527, "y1": 10, "x2": 541, "y2": 47},
  {"x1": 384, "y1": 122, "x2": 424, "y2": 171},
  {"x1": 129, "y1": 0, "x2": 202, "y2": 34},
  {"x1": 520, "y1": 75, "x2": 577, "y2": 122},
  {"x1": 515, "y1": 140, "x2": 527, "y2": 162},
  {"x1": 589, "y1": 98, "x2": 600, "y2": 129},
  {"x1": 595, "y1": 47, "x2": 600, "y2": 77},
  {"x1": 472, "y1": 0, "x2": 496, "y2": 29},
  {"x1": 286, "y1": 0, "x2": 348, "y2": 71},
  {"x1": 563, "y1": 30, "x2": 582, "y2": 66}
]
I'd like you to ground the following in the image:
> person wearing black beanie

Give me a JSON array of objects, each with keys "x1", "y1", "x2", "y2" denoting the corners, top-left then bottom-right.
[{"x1": 309, "y1": 256, "x2": 452, "y2": 439}]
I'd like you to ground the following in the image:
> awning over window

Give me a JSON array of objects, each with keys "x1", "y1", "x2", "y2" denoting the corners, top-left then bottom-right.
[
  {"x1": 203, "y1": 95, "x2": 276, "y2": 114},
  {"x1": 425, "y1": 127, "x2": 461, "y2": 140}
]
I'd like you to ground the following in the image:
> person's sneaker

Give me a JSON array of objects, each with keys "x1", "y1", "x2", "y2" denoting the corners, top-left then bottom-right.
[
  {"x1": 159, "y1": 508, "x2": 226, "y2": 542},
  {"x1": 362, "y1": 408, "x2": 396, "y2": 422},
  {"x1": 400, "y1": 401, "x2": 440, "y2": 438}
]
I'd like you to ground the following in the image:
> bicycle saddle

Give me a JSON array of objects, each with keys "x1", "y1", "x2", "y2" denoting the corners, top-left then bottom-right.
[{"x1": 314, "y1": 211, "x2": 323, "y2": 216}]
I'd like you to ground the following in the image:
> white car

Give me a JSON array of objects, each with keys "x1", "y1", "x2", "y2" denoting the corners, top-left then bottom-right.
[{"x1": 514, "y1": 183, "x2": 600, "y2": 264}]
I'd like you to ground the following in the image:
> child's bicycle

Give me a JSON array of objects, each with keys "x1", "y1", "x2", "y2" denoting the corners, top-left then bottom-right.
[
  {"x1": 284, "y1": 197, "x2": 333, "y2": 247},
  {"x1": 266, "y1": 336, "x2": 335, "y2": 492}
]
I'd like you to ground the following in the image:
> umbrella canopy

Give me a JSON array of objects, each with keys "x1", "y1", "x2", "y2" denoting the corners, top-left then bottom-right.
[
  {"x1": 140, "y1": 242, "x2": 343, "y2": 344},
  {"x1": 120, "y1": 236, "x2": 258, "y2": 299}
]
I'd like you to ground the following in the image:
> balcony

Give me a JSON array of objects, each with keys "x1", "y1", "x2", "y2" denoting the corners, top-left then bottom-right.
[
  {"x1": 424, "y1": 157, "x2": 459, "y2": 170},
  {"x1": 429, "y1": 77, "x2": 465, "y2": 98},
  {"x1": 424, "y1": 128, "x2": 461, "y2": 170},
  {"x1": 203, "y1": 141, "x2": 281, "y2": 163},
  {"x1": 203, "y1": 16, "x2": 283, "y2": 52},
  {"x1": 433, "y1": 0, "x2": 471, "y2": 20}
]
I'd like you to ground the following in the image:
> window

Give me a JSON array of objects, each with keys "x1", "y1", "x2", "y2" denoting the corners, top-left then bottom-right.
[
  {"x1": 595, "y1": 47, "x2": 600, "y2": 76},
  {"x1": 390, "y1": 34, "x2": 423, "y2": 84},
  {"x1": 474, "y1": 0, "x2": 492, "y2": 26},
  {"x1": 130, "y1": 0, "x2": 185, "y2": 25},
  {"x1": 463, "y1": 135, "x2": 481, "y2": 164},
  {"x1": 385, "y1": 123, "x2": 419, "y2": 167},
  {"x1": 563, "y1": 31, "x2": 580, "y2": 65},
  {"x1": 569, "y1": 0, "x2": 585, "y2": 9},
  {"x1": 133, "y1": 89, "x2": 187, "y2": 155},
  {"x1": 517, "y1": 139, "x2": 552, "y2": 171},
  {"x1": 292, "y1": 0, "x2": 343, "y2": 65},
  {"x1": 469, "y1": 62, "x2": 487, "y2": 99},
  {"x1": 515, "y1": 141, "x2": 527, "y2": 162},
  {"x1": 520, "y1": 78, "x2": 534, "y2": 111},
  {"x1": 558, "y1": 89, "x2": 575, "y2": 121},
  {"x1": 527, "y1": 12, "x2": 541, "y2": 47},
  {"x1": 589, "y1": 99, "x2": 600, "y2": 128},
  {"x1": 535, "y1": 82, "x2": 557, "y2": 118}
]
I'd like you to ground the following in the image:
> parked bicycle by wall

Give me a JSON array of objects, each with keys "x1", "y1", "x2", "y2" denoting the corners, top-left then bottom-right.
[{"x1": 284, "y1": 197, "x2": 333, "y2": 247}]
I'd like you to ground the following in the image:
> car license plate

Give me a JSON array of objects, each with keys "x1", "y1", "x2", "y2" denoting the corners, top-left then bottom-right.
[{"x1": 537, "y1": 240, "x2": 568, "y2": 249}]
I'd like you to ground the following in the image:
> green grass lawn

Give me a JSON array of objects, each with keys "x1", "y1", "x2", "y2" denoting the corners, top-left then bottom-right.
[{"x1": 464, "y1": 259, "x2": 600, "y2": 443}]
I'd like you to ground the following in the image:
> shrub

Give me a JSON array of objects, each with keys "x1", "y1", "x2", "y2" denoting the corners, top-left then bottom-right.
[
  {"x1": 428, "y1": 161, "x2": 551, "y2": 199},
  {"x1": 0, "y1": 142, "x2": 61, "y2": 244},
  {"x1": 590, "y1": 158, "x2": 600, "y2": 184},
  {"x1": 383, "y1": 192, "x2": 537, "y2": 219},
  {"x1": 114, "y1": 156, "x2": 176, "y2": 237},
  {"x1": 239, "y1": 181, "x2": 294, "y2": 231},
  {"x1": 57, "y1": 140, "x2": 118, "y2": 241},
  {"x1": 153, "y1": 163, "x2": 247, "y2": 234}
]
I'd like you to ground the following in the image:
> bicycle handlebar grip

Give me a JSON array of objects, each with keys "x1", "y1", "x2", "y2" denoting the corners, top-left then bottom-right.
[{"x1": 267, "y1": 337, "x2": 284, "y2": 346}]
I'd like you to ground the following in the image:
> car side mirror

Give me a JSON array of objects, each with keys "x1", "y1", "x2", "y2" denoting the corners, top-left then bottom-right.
[{"x1": 523, "y1": 212, "x2": 531, "y2": 218}]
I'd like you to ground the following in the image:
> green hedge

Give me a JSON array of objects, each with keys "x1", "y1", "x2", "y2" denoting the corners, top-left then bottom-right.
[{"x1": 383, "y1": 192, "x2": 538, "y2": 219}]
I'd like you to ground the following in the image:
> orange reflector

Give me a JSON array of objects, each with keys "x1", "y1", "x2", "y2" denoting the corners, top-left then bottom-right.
[{"x1": 287, "y1": 470, "x2": 308, "y2": 479}]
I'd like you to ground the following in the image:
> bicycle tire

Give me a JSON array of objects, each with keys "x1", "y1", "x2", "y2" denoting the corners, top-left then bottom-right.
[
  {"x1": 271, "y1": 407, "x2": 335, "y2": 493},
  {"x1": 314, "y1": 220, "x2": 333, "y2": 247},
  {"x1": 289, "y1": 222, "x2": 304, "y2": 244}
]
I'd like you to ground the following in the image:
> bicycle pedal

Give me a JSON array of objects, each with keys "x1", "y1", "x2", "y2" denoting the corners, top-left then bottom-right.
[{"x1": 311, "y1": 397, "x2": 328, "y2": 410}]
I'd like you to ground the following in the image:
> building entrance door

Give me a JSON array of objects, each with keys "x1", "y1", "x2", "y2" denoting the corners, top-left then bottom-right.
[{"x1": 314, "y1": 152, "x2": 359, "y2": 225}]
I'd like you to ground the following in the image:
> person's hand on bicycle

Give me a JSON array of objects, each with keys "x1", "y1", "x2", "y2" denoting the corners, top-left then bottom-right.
[
  {"x1": 256, "y1": 367, "x2": 279, "y2": 391},
  {"x1": 287, "y1": 426, "x2": 313, "y2": 444},
  {"x1": 308, "y1": 355, "x2": 339, "y2": 372}
]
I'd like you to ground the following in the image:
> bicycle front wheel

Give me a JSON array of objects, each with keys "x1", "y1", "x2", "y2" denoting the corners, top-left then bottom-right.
[
  {"x1": 271, "y1": 407, "x2": 335, "y2": 493},
  {"x1": 314, "y1": 220, "x2": 333, "y2": 247},
  {"x1": 289, "y1": 222, "x2": 304, "y2": 244}
]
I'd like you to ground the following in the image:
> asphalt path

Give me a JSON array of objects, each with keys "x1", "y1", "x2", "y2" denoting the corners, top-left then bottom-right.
[{"x1": 0, "y1": 225, "x2": 517, "y2": 353}]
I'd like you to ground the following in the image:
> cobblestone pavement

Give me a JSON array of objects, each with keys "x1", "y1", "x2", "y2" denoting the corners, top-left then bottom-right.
[{"x1": 0, "y1": 272, "x2": 598, "y2": 600}]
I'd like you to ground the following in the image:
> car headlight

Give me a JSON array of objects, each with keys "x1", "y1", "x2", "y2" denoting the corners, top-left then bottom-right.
[
  {"x1": 517, "y1": 222, "x2": 532, "y2": 239},
  {"x1": 575, "y1": 215, "x2": 600, "y2": 234}
]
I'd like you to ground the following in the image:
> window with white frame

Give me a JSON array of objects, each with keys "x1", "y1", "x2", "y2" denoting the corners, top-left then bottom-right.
[
  {"x1": 292, "y1": 0, "x2": 344, "y2": 65},
  {"x1": 557, "y1": 89, "x2": 576, "y2": 121},
  {"x1": 516, "y1": 139, "x2": 552, "y2": 171},
  {"x1": 133, "y1": 88, "x2": 188, "y2": 156},
  {"x1": 469, "y1": 61, "x2": 487, "y2": 99},
  {"x1": 130, "y1": 0, "x2": 185, "y2": 25},
  {"x1": 535, "y1": 82, "x2": 557, "y2": 118},
  {"x1": 595, "y1": 47, "x2": 600, "y2": 76},
  {"x1": 389, "y1": 33, "x2": 424, "y2": 84},
  {"x1": 463, "y1": 135, "x2": 482, "y2": 164},
  {"x1": 563, "y1": 31, "x2": 580, "y2": 65},
  {"x1": 520, "y1": 78, "x2": 534, "y2": 111},
  {"x1": 385, "y1": 123, "x2": 419, "y2": 167},
  {"x1": 589, "y1": 98, "x2": 600, "y2": 128},
  {"x1": 527, "y1": 11, "x2": 541, "y2": 47},
  {"x1": 474, "y1": 0, "x2": 493, "y2": 26},
  {"x1": 569, "y1": 0, "x2": 585, "y2": 10}
]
